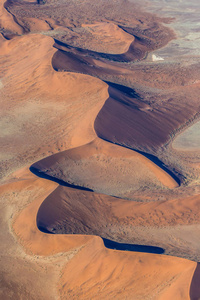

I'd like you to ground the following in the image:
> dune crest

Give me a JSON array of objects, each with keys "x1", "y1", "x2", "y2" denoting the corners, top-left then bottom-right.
[
  {"x1": 32, "y1": 137, "x2": 178, "y2": 200},
  {"x1": 81, "y1": 22, "x2": 135, "y2": 54},
  {"x1": 59, "y1": 236, "x2": 196, "y2": 300},
  {"x1": 0, "y1": 0, "x2": 23, "y2": 34},
  {"x1": 0, "y1": 33, "x2": 108, "y2": 179}
]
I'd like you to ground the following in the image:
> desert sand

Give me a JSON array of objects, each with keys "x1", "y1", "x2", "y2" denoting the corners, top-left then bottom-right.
[{"x1": 1, "y1": 0, "x2": 200, "y2": 299}]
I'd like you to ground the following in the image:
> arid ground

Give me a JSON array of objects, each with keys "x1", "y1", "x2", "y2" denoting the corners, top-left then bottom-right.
[{"x1": 1, "y1": 0, "x2": 200, "y2": 299}]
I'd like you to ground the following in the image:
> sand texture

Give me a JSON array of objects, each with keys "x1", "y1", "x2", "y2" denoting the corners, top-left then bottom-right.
[{"x1": 1, "y1": 0, "x2": 200, "y2": 299}]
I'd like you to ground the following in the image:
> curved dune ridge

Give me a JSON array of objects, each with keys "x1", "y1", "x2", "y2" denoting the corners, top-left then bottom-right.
[
  {"x1": 81, "y1": 22, "x2": 135, "y2": 54},
  {"x1": 32, "y1": 137, "x2": 178, "y2": 198},
  {"x1": 1, "y1": 0, "x2": 200, "y2": 299},
  {"x1": 52, "y1": 40, "x2": 200, "y2": 157},
  {"x1": 0, "y1": 0, "x2": 23, "y2": 35}
]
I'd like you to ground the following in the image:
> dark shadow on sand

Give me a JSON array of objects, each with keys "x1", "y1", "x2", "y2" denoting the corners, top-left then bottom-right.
[
  {"x1": 96, "y1": 135, "x2": 181, "y2": 186},
  {"x1": 105, "y1": 81, "x2": 142, "y2": 99},
  {"x1": 37, "y1": 225, "x2": 165, "y2": 254},
  {"x1": 96, "y1": 83, "x2": 182, "y2": 186},
  {"x1": 134, "y1": 149, "x2": 181, "y2": 185},
  {"x1": 30, "y1": 166, "x2": 93, "y2": 192},
  {"x1": 53, "y1": 37, "x2": 145, "y2": 63},
  {"x1": 103, "y1": 238, "x2": 165, "y2": 254},
  {"x1": 190, "y1": 262, "x2": 200, "y2": 300}
]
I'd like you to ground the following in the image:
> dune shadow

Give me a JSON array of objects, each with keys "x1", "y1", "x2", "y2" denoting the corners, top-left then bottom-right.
[
  {"x1": 134, "y1": 149, "x2": 181, "y2": 185},
  {"x1": 38, "y1": 225, "x2": 53, "y2": 234},
  {"x1": 105, "y1": 81, "x2": 142, "y2": 100},
  {"x1": 30, "y1": 166, "x2": 93, "y2": 192},
  {"x1": 190, "y1": 262, "x2": 200, "y2": 300},
  {"x1": 96, "y1": 135, "x2": 181, "y2": 186},
  {"x1": 54, "y1": 38, "x2": 140, "y2": 63},
  {"x1": 52, "y1": 40, "x2": 184, "y2": 189},
  {"x1": 103, "y1": 238, "x2": 165, "y2": 254},
  {"x1": 37, "y1": 225, "x2": 165, "y2": 254},
  {"x1": 103, "y1": 84, "x2": 181, "y2": 185}
]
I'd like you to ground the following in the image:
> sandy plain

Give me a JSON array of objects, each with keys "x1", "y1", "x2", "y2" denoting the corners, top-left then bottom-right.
[{"x1": 1, "y1": 0, "x2": 200, "y2": 299}]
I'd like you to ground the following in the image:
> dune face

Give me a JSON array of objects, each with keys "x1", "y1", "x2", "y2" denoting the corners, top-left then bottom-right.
[
  {"x1": 1, "y1": 0, "x2": 200, "y2": 299},
  {"x1": 81, "y1": 22, "x2": 135, "y2": 54},
  {"x1": 32, "y1": 138, "x2": 178, "y2": 200},
  {"x1": 59, "y1": 238, "x2": 196, "y2": 300},
  {"x1": 0, "y1": 0, "x2": 23, "y2": 36},
  {"x1": 36, "y1": 184, "x2": 200, "y2": 260},
  {"x1": 0, "y1": 34, "x2": 108, "y2": 179}
]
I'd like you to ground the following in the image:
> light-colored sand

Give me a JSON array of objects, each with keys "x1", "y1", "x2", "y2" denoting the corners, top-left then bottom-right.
[{"x1": 172, "y1": 120, "x2": 200, "y2": 151}]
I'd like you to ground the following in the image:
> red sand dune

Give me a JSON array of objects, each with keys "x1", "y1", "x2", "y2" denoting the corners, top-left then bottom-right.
[
  {"x1": 32, "y1": 137, "x2": 178, "y2": 196},
  {"x1": 59, "y1": 237, "x2": 196, "y2": 300},
  {"x1": 1, "y1": 0, "x2": 200, "y2": 299},
  {"x1": 52, "y1": 42, "x2": 200, "y2": 157},
  {"x1": 0, "y1": 0, "x2": 23, "y2": 35}
]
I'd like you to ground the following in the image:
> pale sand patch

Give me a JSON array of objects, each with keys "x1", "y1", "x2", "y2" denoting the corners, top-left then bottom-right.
[
  {"x1": 173, "y1": 120, "x2": 200, "y2": 151},
  {"x1": 0, "y1": 78, "x2": 3, "y2": 89}
]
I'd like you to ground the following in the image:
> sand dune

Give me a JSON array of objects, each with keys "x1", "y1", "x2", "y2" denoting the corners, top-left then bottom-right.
[
  {"x1": 53, "y1": 39, "x2": 200, "y2": 89},
  {"x1": 35, "y1": 180, "x2": 200, "y2": 260},
  {"x1": 59, "y1": 237, "x2": 196, "y2": 300},
  {"x1": 22, "y1": 17, "x2": 52, "y2": 32},
  {"x1": 2, "y1": 171, "x2": 195, "y2": 299},
  {"x1": 1, "y1": 0, "x2": 200, "y2": 299},
  {"x1": 52, "y1": 22, "x2": 173, "y2": 64},
  {"x1": 12, "y1": 178, "x2": 93, "y2": 256},
  {"x1": 0, "y1": 0, "x2": 23, "y2": 35},
  {"x1": 0, "y1": 34, "x2": 108, "y2": 179},
  {"x1": 0, "y1": 168, "x2": 93, "y2": 299},
  {"x1": 32, "y1": 137, "x2": 178, "y2": 198},
  {"x1": 52, "y1": 42, "x2": 200, "y2": 158},
  {"x1": 81, "y1": 22, "x2": 135, "y2": 54},
  {"x1": 2, "y1": 167, "x2": 196, "y2": 299}
]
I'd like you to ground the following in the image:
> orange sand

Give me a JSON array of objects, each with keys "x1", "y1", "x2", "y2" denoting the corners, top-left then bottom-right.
[{"x1": 0, "y1": 3, "x2": 200, "y2": 299}]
